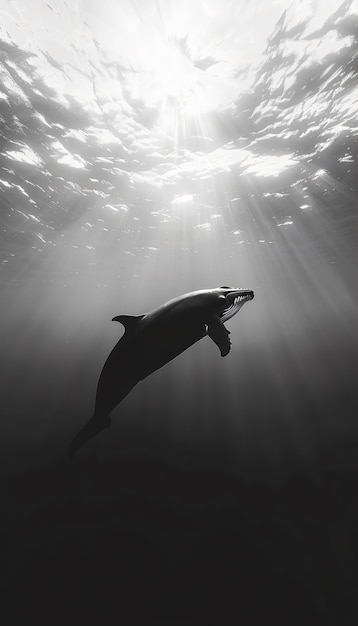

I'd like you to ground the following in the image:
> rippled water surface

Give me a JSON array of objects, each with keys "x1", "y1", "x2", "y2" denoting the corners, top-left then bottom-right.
[{"x1": 1, "y1": 0, "x2": 358, "y2": 473}]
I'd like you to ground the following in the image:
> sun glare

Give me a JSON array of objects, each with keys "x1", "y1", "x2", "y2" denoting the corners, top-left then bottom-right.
[
  {"x1": 141, "y1": 37, "x2": 212, "y2": 134},
  {"x1": 155, "y1": 41, "x2": 195, "y2": 99}
]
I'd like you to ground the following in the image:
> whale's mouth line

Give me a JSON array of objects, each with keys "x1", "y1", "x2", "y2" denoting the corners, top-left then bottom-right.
[
  {"x1": 233, "y1": 293, "x2": 253, "y2": 304},
  {"x1": 219, "y1": 290, "x2": 254, "y2": 323}
]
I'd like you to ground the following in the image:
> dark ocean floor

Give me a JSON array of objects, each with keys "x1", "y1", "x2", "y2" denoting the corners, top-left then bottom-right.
[{"x1": 1, "y1": 450, "x2": 358, "y2": 626}]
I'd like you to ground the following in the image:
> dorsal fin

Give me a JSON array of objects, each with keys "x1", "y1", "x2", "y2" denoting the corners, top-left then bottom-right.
[{"x1": 112, "y1": 314, "x2": 144, "y2": 334}]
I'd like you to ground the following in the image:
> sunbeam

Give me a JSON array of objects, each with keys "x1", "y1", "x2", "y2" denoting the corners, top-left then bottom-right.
[{"x1": 1, "y1": 2, "x2": 358, "y2": 621}]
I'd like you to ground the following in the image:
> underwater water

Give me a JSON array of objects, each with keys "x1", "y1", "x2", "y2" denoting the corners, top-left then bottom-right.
[{"x1": 1, "y1": 1, "x2": 358, "y2": 623}]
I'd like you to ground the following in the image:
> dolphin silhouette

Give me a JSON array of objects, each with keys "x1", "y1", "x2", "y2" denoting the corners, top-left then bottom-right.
[{"x1": 68, "y1": 286, "x2": 254, "y2": 459}]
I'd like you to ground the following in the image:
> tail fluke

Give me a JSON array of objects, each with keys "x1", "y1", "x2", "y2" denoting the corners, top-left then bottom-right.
[{"x1": 68, "y1": 414, "x2": 111, "y2": 461}]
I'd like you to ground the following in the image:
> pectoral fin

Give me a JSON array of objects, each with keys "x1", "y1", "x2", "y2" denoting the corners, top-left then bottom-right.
[{"x1": 207, "y1": 316, "x2": 231, "y2": 357}]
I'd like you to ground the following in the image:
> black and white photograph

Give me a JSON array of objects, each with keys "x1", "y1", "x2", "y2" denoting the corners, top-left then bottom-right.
[{"x1": 1, "y1": 1, "x2": 358, "y2": 624}]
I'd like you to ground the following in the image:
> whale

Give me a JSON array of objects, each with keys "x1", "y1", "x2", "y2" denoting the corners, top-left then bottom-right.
[{"x1": 68, "y1": 285, "x2": 254, "y2": 459}]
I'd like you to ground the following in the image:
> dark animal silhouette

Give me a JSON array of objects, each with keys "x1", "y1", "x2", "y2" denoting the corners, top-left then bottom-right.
[{"x1": 68, "y1": 286, "x2": 254, "y2": 459}]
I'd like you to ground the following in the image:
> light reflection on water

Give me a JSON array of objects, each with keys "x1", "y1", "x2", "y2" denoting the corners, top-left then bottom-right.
[{"x1": 1, "y1": 1, "x2": 358, "y2": 476}]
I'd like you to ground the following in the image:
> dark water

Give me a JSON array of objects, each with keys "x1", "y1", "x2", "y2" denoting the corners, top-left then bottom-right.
[{"x1": 1, "y1": 2, "x2": 358, "y2": 624}]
